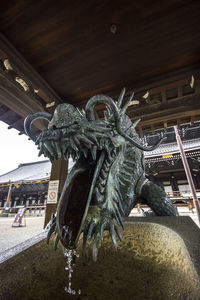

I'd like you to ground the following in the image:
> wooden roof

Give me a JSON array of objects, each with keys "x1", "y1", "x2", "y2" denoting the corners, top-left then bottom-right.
[{"x1": 0, "y1": 0, "x2": 200, "y2": 135}]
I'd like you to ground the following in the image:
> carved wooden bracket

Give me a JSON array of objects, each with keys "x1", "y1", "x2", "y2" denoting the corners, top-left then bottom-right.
[{"x1": 0, "y1": 33, "x2": 62, "y2": 132}]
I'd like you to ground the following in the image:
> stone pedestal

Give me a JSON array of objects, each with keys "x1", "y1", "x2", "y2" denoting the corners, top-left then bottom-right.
[{"x1": 0, "y1": 217, "x2": 200, "y2": 300}]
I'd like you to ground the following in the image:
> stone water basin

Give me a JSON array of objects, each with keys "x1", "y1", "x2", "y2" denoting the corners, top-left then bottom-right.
[{"x1": 0, "y1": 216, "x2": 200, "y2": 300}]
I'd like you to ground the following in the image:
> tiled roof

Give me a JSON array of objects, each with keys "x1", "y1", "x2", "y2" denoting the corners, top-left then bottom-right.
[
  {"x1": 0, "y1": 160, "x2": 51, "y2": 184},
  {"x1": 0, "y1": 138, "x2": 199, "y2": 184},
  {"x1": 0, "y1": 159, "x2": 74, "y2": 184},
  {"x1": 144, "y1": 138, "x2": 200, "y2": 158}
]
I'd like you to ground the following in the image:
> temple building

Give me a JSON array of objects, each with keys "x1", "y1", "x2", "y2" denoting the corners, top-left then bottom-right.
[
  {"x1": 0, "y1": 1, "x2": 200, "y2": 224},
  {"x1": 1, "y1": 2, "x2": 200, "y2": 298},
  {"x1": 1, "y1": 123, "x2": 199, "y2": 210},
  {"x1": 0, "y1": 160, "x2": 50, "y2": 209},
  {"x1": 145, "y1": 122, "x2": 200, "y2": 199}
]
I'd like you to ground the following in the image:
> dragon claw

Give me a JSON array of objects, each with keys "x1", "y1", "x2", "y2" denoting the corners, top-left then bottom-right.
[
  {"x1": 82, "y1": 207, "x2": 122, "y2": 262},
  {"x1": 46, "y1": 213, "x2": 57, "y2": 244},
  {"x1": 92, "y1": 232, "x2": 101, "y2": 262},
  {"x1": 54, "y1": 234, "x2": 60, "y2": 250},
  {"x1": 110, "y1": 223, "x2": 117, "y2": 251},
  {"x1": 100, "y1": 222, "x2": 105, "y2": 240}
]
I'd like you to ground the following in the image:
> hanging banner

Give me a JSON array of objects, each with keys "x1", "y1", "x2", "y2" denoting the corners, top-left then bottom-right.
[
  {"x1": 47, "y1": 180, "x2": 59, "y2": 204},
  {"x1": 12, "y1": 207, "x2": 26, "y2": 227}
]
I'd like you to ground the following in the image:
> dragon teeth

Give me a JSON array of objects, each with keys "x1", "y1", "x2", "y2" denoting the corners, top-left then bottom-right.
[
  {"x1": 91, "y1": 146, "x2": 97, "y2": 160},
  {"x1": 86, "y1": 132, "x2": 98, "y2": 145},
  {"x1": 61, "y1": 143, "x2": 67, "y2": 155},
  {"x1": 54, "y1": 141, "x2": 62, "y2": 158},
  {"x1": 82, "y1": 148, "x2": 88, "y2": 158},
  {"x1": 99, "y1": 185, "x2": 104, "y2": 194},
  {"x1": 95, "y1": 187, "x2": 103, "y2": 203},
  {"x1": 99, "y1": 176, "x2": 106, "y2": 184},
  {"x1": 100, "y1": 169, "x2": 107, "y2": 179},
  {"x1": 69, "y1": 137, "x2": 78, "y2": 151}
]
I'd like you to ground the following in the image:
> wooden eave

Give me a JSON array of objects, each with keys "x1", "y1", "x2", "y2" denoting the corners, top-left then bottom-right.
[{"x1": 0, "y1": 0, "x2": 200, "y2": 135}]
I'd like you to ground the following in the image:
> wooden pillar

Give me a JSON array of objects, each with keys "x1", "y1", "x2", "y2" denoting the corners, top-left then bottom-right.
[
  {"x1": 44, "y1": 158, "x2": 68, "y2": 227},
  {"x1": 192, "y1": 173, "x2": 199, "y2": 190},
  {"x1": 5, "y1": 182, "x2": 12, "y2": 211},
  {"x1": 170, "y1": 176, "x2": 179, "y2": 193}
]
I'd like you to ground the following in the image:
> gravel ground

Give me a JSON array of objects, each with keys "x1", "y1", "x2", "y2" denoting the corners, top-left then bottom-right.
[{"x1": 0, "y1": 216, "x2": 45, "y2": 254}]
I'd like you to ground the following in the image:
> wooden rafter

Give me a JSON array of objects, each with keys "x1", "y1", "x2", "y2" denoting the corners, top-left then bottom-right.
[
  {"x1": 77, "y1": 71, "x2": 200, "y2": 134},
  {"x1": 0, "y1": 33, "x2": 62, "y2": 131},
  {"x1": 0, "y1": 33, "x2": 62, "y2": 105}
]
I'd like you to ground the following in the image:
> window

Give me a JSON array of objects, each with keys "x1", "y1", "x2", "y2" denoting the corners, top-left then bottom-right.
[
  {"x1": 164, "y1": 186, "x2": 173, "y2": 194},
  {"x1": 178, "y1": 184, "x2": 191, "y2": 197}
]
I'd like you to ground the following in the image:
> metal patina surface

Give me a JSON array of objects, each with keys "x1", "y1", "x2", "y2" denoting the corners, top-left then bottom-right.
[{"x1": 24, "y1": 89, "x2": 178, "y2": 260}]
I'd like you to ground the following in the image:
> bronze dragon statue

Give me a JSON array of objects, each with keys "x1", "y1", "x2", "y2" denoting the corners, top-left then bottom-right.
[{"x1": 24, "y1": 89, "x2": 178, "y2": 261}]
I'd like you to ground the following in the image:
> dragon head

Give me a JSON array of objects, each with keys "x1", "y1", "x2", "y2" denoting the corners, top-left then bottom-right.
[{"x1": 24, "y1": 89, "x2": 165, "y2": 258}]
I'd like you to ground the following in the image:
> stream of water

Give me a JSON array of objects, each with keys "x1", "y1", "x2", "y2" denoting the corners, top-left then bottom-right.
[{"x1": 63, "y1": 248, "x2": 81, "y2": 296}]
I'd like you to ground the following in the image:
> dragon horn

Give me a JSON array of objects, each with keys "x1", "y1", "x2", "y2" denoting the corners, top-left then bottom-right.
[
  {"x1": 85, "y1": 94, "x2": 118, "y2": 121},
  {"x1": 125, "y1": 119, "x2": 141, "y2": 133},
  {"x1": 132, "y1": 118, "x2": 141, "y2": 129},
  {"x1": 85, "y1": 94, "x2": 165, "y2": 151},
  {"x1": 117, "y1": 87, "x2": 126, "y2": 108},
  {"x1": 24, "y1": 111, "x2": 52, "y2": 142},
  {"x1": 120, "y1": 91, "x2": 134, "y2": 115}
]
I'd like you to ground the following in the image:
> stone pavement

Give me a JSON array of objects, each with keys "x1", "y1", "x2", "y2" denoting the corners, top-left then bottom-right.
[
  {"x1": 0, "y1": 206, "x2": 199, "y2": 254},
  {"x1": 130, "y1": 206, "x2": 200, "y2": 228},
  {"x1": 0, "y1": 216, "x2": 45, "y2": 254}
]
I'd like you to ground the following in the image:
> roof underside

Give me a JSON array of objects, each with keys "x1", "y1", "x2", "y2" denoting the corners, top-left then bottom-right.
[{"x1": 0, "y1": 0, "x2": 200, "y2": 134}]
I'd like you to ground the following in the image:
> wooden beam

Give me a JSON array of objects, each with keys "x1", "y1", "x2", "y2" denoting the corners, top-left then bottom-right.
[
  {"x1": 161, "y1": 91, "x2": 166, "y2": 102},
  {"x1": 177, "y1": 119, "x2": 181, "y2": 128},
  {"x1": 138, "y1": 126, "x2": 143, "y2": 137},
  {"x1": 195, "y1": 79, "x2": 200, "y2": 94},
  {"x1": 0, "y1": 33, "x2": 64, "y2": 132},
  {"x1": 137, "y1": 110, "x2": 200, "y2": 128},
  {"x1": 129, "y1": 93, "x2": 200, "y2": 123},
  {"x1": 7, "y1": 117, "x2": 25, "y2": 131},
  {"x1": 0, "y1": 33, "x2": 62, "y2": 105},
  {"x1": 93, "y1": 91, "x2": 200, "y2": 131},
  {"x1": 151, "y1": 124, "x2": 155, "y2": 134},
  {"x1": 148, "y1": 78, "x2": 189, "y2": 96},
  {"x1": 76, "y1": 64, "x2": 200, "y2": 109},
  {"x1": 0, "y1": 109, "x2": 10, "y2": 119},
  {"x1": 190, "y1": 116, "x2": 195, "y2": 126},
  {"x1": 0, "y1": 75, "x2": 46, "y2": 130},
  {"x1": 177, "y1": 86, "x2": 183, "y2": 98}
]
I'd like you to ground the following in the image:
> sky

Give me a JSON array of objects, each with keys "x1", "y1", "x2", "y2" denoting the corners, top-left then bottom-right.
[{"x1": 0, "y1": 121, "x2": 46, "y2": 176}]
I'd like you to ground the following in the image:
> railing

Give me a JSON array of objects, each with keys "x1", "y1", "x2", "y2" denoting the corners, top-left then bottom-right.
[
  {"x1": 165, "y1": 190, "x2": 200, "y2": 210},
  {"x1": 0, "y1": 205, "x2": 46, "y2": 216},
  {"x1": 166, "y1": 190, "x2": 200, "y2": 200},
  {"x1": 24, "y1": 205, "x2": 46, "y2": 216}
]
